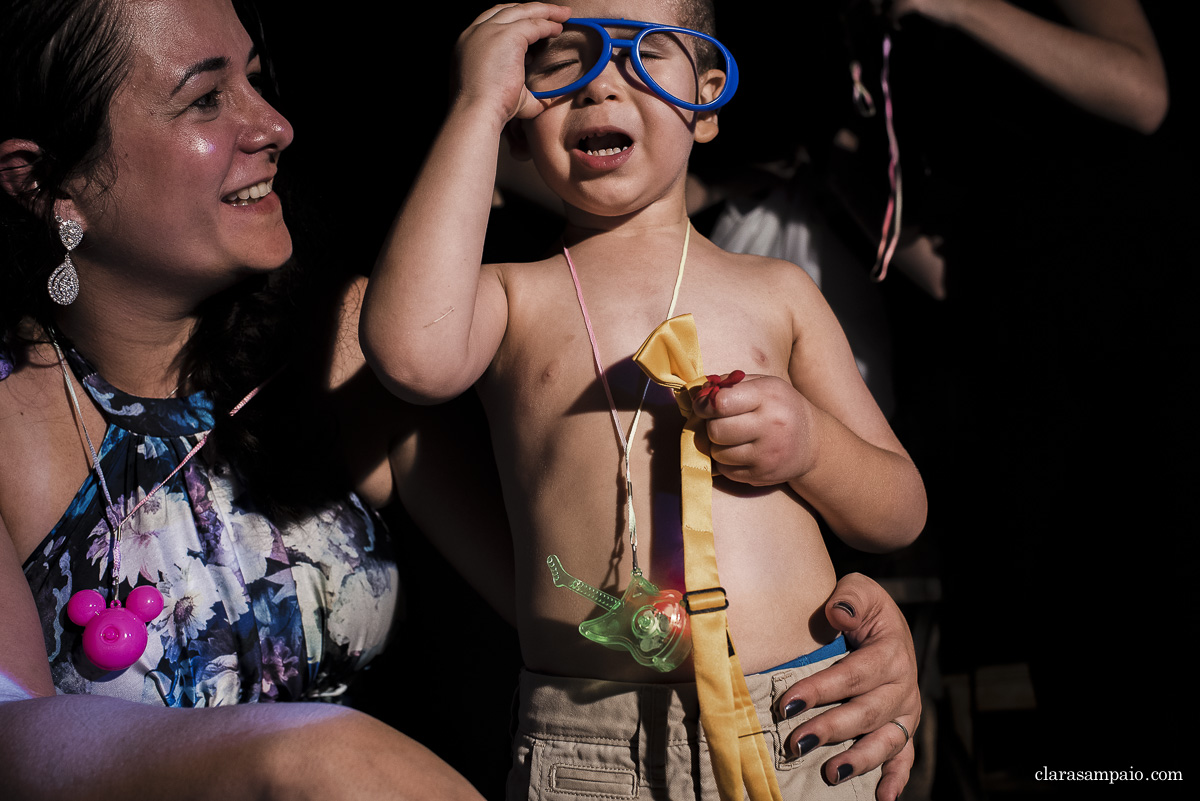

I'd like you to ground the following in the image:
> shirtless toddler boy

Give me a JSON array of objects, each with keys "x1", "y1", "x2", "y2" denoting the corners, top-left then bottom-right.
[{"x1": 362, "y1": 2, "x2": 926, "y2": 798}]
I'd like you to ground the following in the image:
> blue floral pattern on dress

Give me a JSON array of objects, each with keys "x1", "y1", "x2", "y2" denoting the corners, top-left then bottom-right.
[{"x1": 22, "y1": 347, "x2": 399, "y2": 706}]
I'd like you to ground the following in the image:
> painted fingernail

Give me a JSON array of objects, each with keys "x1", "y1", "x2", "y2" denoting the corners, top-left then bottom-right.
[
  {"x1": 795, "y1": 733, "x2": 819, "y2": 757},
  {"x1": 833, "y1": 600, "x2": 856, "y2": 618},
  {"x1": 782, "y1": 699, "x2": 806, "y2": 718},
  {"x1": 834, "y1": 763, "x2": 853, "y2": 783}
]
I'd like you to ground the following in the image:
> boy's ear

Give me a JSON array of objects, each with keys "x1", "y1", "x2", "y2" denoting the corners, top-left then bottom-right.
[
  {"x1": 504, "y1": 119, "x2": 533, "y2": 161},
  {"x1": 692, "y1": 69, "x2": 726, "y2": 144}
]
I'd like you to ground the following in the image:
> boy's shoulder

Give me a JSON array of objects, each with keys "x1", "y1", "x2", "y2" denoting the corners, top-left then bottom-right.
[
  {"x1": 485, "y1": 251, "x2": 562, "y2": 278},
  {"x1": 707, "y1": 241, "x2": 812, "y2": 275},
  {"x1": 484, "y1": 253, "x2": 577, "y2": 318},
  {"x1": 698, "y1": 239, "x2": 826, "y2": 302}
]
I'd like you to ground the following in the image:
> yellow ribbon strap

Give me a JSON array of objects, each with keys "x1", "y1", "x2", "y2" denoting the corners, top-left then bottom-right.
[{"x1": 633, "y1": 314, "x2": 783, "y2": 801}]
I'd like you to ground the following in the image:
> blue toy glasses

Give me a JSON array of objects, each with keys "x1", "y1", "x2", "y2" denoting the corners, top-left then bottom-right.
[{"x1": 525, "y1": 18, "x2": 739, "y2": 112}]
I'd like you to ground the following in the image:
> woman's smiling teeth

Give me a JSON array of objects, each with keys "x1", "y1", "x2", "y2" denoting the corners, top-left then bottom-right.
[{"x1": 222, "y1": 179, "x2": 273, "y2": 206}]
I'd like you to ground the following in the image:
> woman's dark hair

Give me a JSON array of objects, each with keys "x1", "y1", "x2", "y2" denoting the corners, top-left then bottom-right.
[
  {"x1": 1, "y1": 0, "x2": 130, "y2": 347},
  {"x1": 1, "y1": 0, "x2": 345, "y2": 519}
]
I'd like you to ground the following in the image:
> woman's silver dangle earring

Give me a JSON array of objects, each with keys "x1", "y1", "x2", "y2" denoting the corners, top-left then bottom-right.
[{"x1": 48, "y1": 215, "x2": 83, "y2": 305}]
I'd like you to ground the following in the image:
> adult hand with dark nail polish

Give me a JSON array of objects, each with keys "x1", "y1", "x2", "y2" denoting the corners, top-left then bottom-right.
[{"x1": 775, "y1": 573, "x2": 920, "y2": 801}]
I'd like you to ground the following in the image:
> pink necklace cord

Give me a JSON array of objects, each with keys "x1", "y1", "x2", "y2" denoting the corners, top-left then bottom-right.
[
  {"x1": 52, "y1": 339, "x2": 265, "y2": 585},
  {"x1": 121, "y1": 380, "x2": 264, "y2": 525},
  {"x1": 564, "y1": 246, "x2": 630, "y2": 451},
  {"x1": 562, "y1": 224, "x2": 691, "y2": 571}
]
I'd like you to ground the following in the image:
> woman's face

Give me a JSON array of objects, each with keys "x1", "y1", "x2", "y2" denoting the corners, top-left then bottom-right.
[{"x1": 67, "y1": 0, "x2": 294, "y2": 295}]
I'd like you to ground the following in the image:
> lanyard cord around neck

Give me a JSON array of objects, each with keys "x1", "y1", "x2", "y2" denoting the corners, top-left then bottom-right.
[
  {"x1": 562, "y1": 223, "x2": 691, "y2": 574},
  {"x1": 51, "y1": 337, "x2": 263, "y2": 598}
]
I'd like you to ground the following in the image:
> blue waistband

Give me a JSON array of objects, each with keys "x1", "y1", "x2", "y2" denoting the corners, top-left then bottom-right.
[{"x1": 757, "y1": 635, "x2": 847, "y2": 674}]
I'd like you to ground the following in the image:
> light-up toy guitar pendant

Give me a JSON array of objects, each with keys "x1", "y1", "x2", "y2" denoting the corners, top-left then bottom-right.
[{"x1": 547, "y1": 555, "x2": 691, "y2": 672}]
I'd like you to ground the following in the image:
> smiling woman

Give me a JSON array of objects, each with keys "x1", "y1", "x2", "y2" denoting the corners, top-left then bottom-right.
[
  {"x1": 0, "y1": 0, "x2": 489, "y2": 797},
  {"x1": 70, "y1": 0, "x2": 294, "y2": 290}
]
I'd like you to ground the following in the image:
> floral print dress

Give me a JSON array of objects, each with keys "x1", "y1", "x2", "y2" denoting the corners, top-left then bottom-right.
[{"x1": 22, "y1": 347, "x2": 399, "y2": 706}]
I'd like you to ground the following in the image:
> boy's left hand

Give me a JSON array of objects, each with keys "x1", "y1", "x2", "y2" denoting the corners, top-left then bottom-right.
[{"x1": 690, "y1": 373, "x2": 818, "y2": 486}]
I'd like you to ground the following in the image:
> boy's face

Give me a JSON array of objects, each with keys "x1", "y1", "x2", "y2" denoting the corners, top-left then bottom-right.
[{"x1": 511, "y1": 0, "x2": 725, "y2": 220}]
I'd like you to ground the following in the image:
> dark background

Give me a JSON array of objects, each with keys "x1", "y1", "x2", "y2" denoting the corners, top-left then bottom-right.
[{"x1": 253, "y1": 2, "x2": 1196, "y2": 798}]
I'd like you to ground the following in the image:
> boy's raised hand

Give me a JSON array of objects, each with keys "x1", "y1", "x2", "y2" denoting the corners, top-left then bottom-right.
[
  {"x1": 691, "y1": 373, "x2": 820, "y2": 486},
  {"x1": 454, "y1": 3, "x2": 572, "y2": 127}
]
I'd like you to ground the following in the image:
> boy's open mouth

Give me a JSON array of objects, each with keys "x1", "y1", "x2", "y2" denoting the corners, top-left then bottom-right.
[{"x1": 578, "y1": 132, "x2": 632, "y2": 157}]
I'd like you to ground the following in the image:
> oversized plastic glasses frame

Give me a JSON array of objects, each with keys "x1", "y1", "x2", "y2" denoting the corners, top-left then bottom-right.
[{"x1": 527, "y1": 18, "x2": 739, "y2": 112}]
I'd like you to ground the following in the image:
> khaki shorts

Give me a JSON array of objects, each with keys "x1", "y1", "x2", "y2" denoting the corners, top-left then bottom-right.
[{"x1": 507, "y1": 653, "x2": 881, "y2": 800}]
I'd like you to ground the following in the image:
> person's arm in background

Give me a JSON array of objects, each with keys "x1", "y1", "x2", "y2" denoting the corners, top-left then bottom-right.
[{"x1": 892, "y1": 0, "x2": 1168, "y2": 132}]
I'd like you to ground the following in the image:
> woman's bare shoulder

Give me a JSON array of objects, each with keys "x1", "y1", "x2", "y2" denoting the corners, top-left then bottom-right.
[
  {"x1": 0, "y1": 338, "x2": 71, "y2": 444},
  {"x1": 0, "y1": 336, "x2": 92, "y2": 565}
]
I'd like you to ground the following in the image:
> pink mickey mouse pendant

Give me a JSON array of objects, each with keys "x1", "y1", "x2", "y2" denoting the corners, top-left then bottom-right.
[{"x1": 67, "y1": 586, "x2": 164, "y2": 671}]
